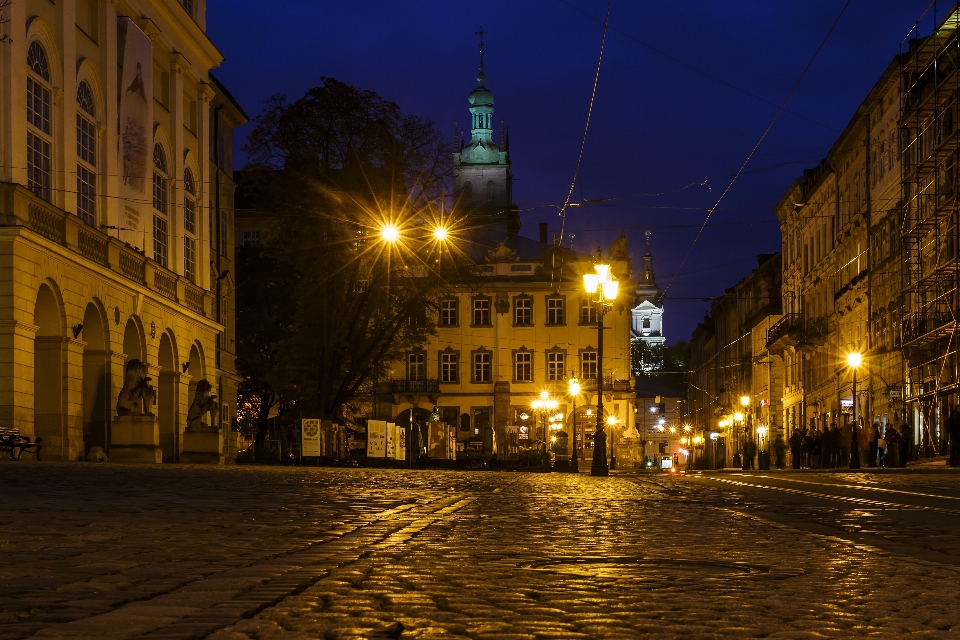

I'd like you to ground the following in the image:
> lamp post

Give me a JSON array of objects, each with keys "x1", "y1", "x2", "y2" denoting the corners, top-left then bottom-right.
[
  {"x1": 583, "y1": 263, "x2": 619, "y2": 477},
  {"x1": 569, "y1": 377, "x2": 581, "y2": 473},
  {"x1": 848, "y1": 352, "x2": 862, "y2": 469},
  {"x1": 532, "y1": 391, "x2": 558, "y2": 472},
  {"x1": 683, "y1": 424, "x2": 692, "y2": 469},
  {"x1": 607, "y1": 415, "x2": 619, "y2": 470}
]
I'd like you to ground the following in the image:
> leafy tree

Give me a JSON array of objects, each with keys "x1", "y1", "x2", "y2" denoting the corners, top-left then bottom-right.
[
  {"x1": 238, "y1": 78, "x2": 453, "y2": 423},
  {"x1": 235, "y1": 242, "x2": 298, "y2": 443}
]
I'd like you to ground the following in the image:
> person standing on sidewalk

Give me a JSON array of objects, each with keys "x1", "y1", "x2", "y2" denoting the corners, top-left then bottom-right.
[
  {"x1": 790, "y1": 429, "x2": 802, "y2": 469},
  {"x1": 949, "y1": 407, "x2": 960, "y2": 467},
  {"x1": 900, "y1": 420, "x2": 912, "y2": 466},
  {"x1": 868, "y1": 422, "x2": 881, "y2": 467},
  {"x1": 774, "y1": 434, "x2": 786, "y2": 469},
  {"x1": 839, "y1": 421, "x2": 852, "y2": 469},
  {"x1": 830, "y1": 421, "x2": 843, "y2": 469}
]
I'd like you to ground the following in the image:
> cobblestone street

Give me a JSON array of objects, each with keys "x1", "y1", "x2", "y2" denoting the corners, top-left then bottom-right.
[{"x1": 4, "y1": 464, "x2": 960, "y2": 639}]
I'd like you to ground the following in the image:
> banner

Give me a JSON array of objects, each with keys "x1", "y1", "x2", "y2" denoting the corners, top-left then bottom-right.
[
  {"x1": 301, "y1": 419, "x2": 320, "y2": 457},
  {"x1": 386, "y1": 422, "x2": 396, "y2": 459},
  {"x1": 396, "y1": 425, "x2": 406, "y2": 461},
  {"x1": 367, "y1": 420, "x2": 386, "y2": 457},
  {"x1": 117, "y1": 17, "x2": 153, "y2": 250}
]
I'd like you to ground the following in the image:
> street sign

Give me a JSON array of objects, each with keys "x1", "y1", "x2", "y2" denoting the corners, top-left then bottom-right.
[{"x1": 301, "y1": 419, "x2": 321, "y2": 457}]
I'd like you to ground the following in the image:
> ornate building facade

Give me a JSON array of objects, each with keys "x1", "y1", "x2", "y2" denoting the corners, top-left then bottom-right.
[
  {"x1": 379, "y1": 46, "x2": 638, "y2": 464},
  {"x1": 0, "y1": 0, "x2": 243, "y2": 460},
  {"x1": 630, "y1": 231, "x2": 665, "y2": 373}
]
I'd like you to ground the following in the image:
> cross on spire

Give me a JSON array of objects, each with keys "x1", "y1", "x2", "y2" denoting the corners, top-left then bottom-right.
[{"x1": 475, "y1": 26, "x2": 487, "y2": 53}]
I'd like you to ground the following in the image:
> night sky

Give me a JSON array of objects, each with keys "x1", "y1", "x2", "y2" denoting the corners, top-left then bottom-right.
[{"x1": 209, "y1": 0, "x2": 933, "y2": 343}]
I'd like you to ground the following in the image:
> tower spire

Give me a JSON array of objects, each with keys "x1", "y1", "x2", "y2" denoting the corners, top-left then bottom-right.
[{"x1": 475, "y1": 26, "x2": 488, "y2": 86}]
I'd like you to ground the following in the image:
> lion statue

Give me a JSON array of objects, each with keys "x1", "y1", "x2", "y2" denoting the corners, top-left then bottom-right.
[
  {"x1": 116, "y1": 359, "x2": 156, "y2": 417},
  {"x1": 187, "y1": 379, "x2": 219, "y2": 431}
]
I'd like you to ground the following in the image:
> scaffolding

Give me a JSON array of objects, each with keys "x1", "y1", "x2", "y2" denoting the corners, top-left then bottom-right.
[{"x1": 900, "y1": 2, "x2": 960, "y2": 455}]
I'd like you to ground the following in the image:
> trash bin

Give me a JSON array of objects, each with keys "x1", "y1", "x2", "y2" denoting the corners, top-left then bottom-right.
[
  {"x1": 887, "y1": 442, "x2": 899, "y2": 468},
  {"x1": 759, "y1": 451, "x2": 771, "y2": 470}
]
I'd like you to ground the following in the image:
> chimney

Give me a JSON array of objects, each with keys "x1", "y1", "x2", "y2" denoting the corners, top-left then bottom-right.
[{"x1": 539, "y1": 223, "x2": 548, "y2": 244}]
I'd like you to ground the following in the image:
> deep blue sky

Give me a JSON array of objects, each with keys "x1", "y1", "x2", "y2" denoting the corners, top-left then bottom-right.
[{"x1": 209, "y1": 0, "x2": 933, "y2": 343}]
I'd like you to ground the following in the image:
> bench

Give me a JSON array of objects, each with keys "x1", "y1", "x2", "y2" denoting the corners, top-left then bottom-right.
[{"x1": 0, "y1": 427, "x2": 42, "y2": 461}]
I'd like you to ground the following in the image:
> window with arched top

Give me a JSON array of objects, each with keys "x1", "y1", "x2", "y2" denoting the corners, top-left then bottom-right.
[
  {"x1": 486, "y1": 180, "x2": 496, "y2": 201},
  {"x1": 642, "y1": 317, "x2": 651, "y2": 329},
  {"x1": 26, "y1": 41, "x2": 52, "y2": 201},
  {"x1": 76, "y1": 81, "x2": 97, "y2": 225},
  {"x1": 462, "y1": 181, "x2": 473, "y2": 201},
  {"x1": 152, "y1": 144, "x2": 169, "y2": 267},
  {"x1": 183, "y1": 167, "x2": 197, "y2": 282}
]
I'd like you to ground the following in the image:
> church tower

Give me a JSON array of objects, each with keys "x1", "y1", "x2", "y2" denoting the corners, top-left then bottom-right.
[
  {"x1": 453, "y1": 28, "x2": 519, "y2": 233},
  {"x1": 631, "y1": 231, "x2": 666, "y2": 372}
]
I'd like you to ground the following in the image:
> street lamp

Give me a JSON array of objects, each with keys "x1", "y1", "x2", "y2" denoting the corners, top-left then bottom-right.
[
  {"x1": 568, "y1": 377, "x2": 581, "y2": 473},
  {"x1": 848, "y1": 352, "x2": 863, "y2": 469},
  {"x1": 432, "y1": 226, "x2": 448, "y2": 241},
  {"x1": 380, "y1": 223, "x2": 400, "y2": 242},
  {"x1": 607, "y1": 415, "x2": 619, "y2": 469},
  {"x1": 583, "y1": 262, "x2": 619, "y2": 476},
  {"x1": 532, "y1": 391, "x2": 558, "y2": 471}
]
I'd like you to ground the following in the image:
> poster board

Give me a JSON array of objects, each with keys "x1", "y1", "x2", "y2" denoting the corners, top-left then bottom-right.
[
  {"x1": 301, "y1": 419, "x2": 320, "y2": 457},
  {"x1": 396, "y1": 424, "x2": 406, "y2": 461},
  {"x1": 367, "y1": 420, "x2": 386, "y2": 457},
  {"x1": 386, "y1": 422, "x2": 396, "y2": 459},
  {"x1": 427, "y1": 421, "x2": 448, "y2": 459}
]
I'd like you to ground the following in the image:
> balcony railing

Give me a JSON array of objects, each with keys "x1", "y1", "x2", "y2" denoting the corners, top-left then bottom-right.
[
  {"x1": 391, "y1": 379, "x2": 440, "y2": 393},
  {"x1": 0, "y1": 183, "x2": 212, "y2": 319},
  {"x1": 766, "y1": 313, "x2": 802, "y2": 350}
]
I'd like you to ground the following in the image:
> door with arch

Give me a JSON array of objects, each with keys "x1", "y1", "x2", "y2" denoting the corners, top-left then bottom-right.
[
  {"x1": 33, "y1": 284, "x2": 65, "y2": 456},
  {"x1": 80, "y1": 302, "x2": 109, "y2": 455}
]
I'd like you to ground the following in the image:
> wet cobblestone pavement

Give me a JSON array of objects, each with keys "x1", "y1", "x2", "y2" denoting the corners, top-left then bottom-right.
[{"x1": 3, "y1": 465, "x2": 960, "y2": 638}]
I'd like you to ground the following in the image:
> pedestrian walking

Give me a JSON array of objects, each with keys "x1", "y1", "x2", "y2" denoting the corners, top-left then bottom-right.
[
  {"x1": 801, "y1": 429, "x2": 812, "y2": 469},
  {"x1": 822, "y1": 424, "x2": 835, "y2": 469},
  {"x1": 858, "y1": 419, "x2": 870, "y2": 466},
  {"x1": 949, "y1": 407, "x2": 960, "y2": 467},
  {"x1": 811, "y1": 429, "x2": 822, "y2": 469},
  {"x1": 774, "y1": 434, "x2": 786, "y2": 469}
]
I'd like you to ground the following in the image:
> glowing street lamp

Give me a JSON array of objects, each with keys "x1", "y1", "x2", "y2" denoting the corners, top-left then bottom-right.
[
  {"x1": 568, "y1": 377, "x2": 581, "y2": 473},
  {"x1": 848, "y1": 352, "x2": 863, "y2": 469},
  {"x1": 380, "y1": 224, "x2": 400, "y2": 242},
  {"x1": 432, "y1": 226, "x2": 448, "y2": 241},
  {"x1": 583, "y1": 262, "x2": 619, "y2": 476}
]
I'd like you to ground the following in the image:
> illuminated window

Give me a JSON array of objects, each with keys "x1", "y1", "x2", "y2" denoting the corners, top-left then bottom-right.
[
  {"x1": 440, "y1": 299, "x2": 459, "y2": 326},
  {"x1": 76, "y1": 82, "x2": 97, "y2": 226},
  {"x1": 27, "y1": 41, "x2": 52, "y2": 201},
  {"x1": 547, "y1": 351, "x2": 565, "y2": 381},
  {"x1": 515, "y1": 351, "x2": 532, "y2": 382},
  {"x1": 473, "y1": 351, "x2": 491, "y2": 382},
  {"x1": 580, "y1": 298, "x2": 597, "y2": 324},
  {"x1": 547, "y1": 297, "x2": 564, "y2": 324},
  {"x1": 581, "y1": 351, "x2": 598, "y2": 380},
  {"x1": 514, "y1": 296, "x2": 532, "y2": 325},
  {"x1": 440, "y1": 352, "x2": 459, "y2": 383}
]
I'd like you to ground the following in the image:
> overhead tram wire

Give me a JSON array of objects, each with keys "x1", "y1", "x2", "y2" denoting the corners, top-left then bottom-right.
[
  {"x1": 660, "y1": 0, "x2": 854, "y2": 299},
  {"x1": 557, "y1": 0, "x2": 611, "y2": 246},
  {"x1": 557, "y1": 0, "x2": 843, "y2": 134}
]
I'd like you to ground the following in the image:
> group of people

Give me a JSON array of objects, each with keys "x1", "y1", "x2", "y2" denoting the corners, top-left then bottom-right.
[{"x1": 780, "y1": 421, "x2": 913, "y2": 469}]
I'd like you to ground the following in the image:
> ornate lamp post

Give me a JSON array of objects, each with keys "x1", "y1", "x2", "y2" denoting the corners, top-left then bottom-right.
[
  {"x1": 848, "y1": 352, "x2": 862, "y2": 469},
  {"x1": 568, "y1": 377, "x2": 581, "y2": 473},
  {"x1": 583, "y1": 263, "x2": 619, "y2": 477},
  {"x1": 607, "y1": 415, "x2": 619, "y2": 470},
  {"x1": 532, "y1": 391, "x2": 558, "y2": 471}
]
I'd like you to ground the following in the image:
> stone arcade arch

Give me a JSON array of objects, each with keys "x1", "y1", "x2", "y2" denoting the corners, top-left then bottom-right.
[
  {"x1": 122, "y1": 317, "x2": 145, "y2": 364},
  {"x1": 158, "y1": 331, "x2": 178, "y2": 461},
  {"x1": 80, "y1": 301, "x2": 109, "y2": 455},
  {"x1": 187, "y1": 342, "x2": 203, "y2": 422},
  {"x1": 33, "y1": 283, "x2": 65, "y2": 457}
]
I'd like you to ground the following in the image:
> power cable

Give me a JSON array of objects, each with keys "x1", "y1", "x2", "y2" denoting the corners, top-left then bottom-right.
[
  {"x1": 558, "y1": 0, "x2": 611, "y2": 246},
  {"x1": 661, "y1": 0, "x2": 854, "y2": 299}
]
